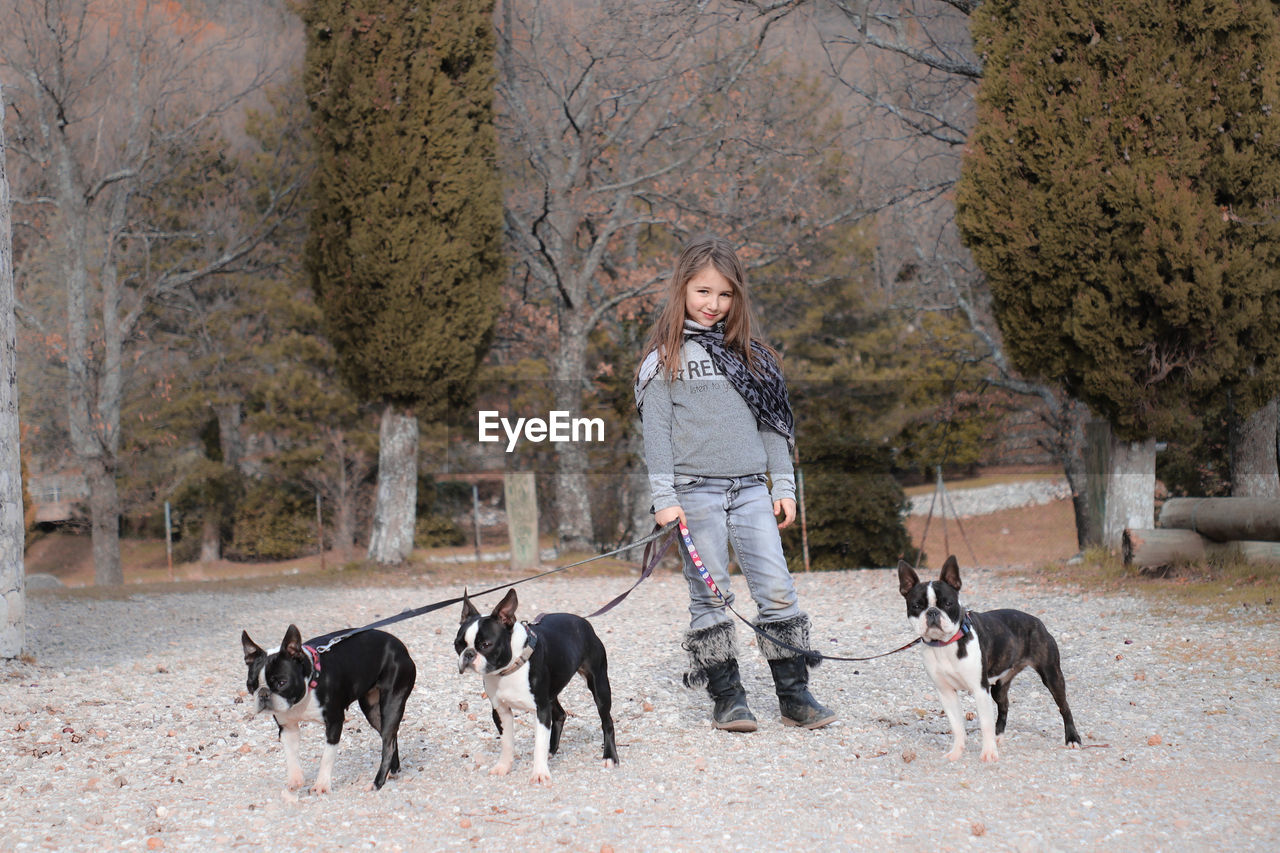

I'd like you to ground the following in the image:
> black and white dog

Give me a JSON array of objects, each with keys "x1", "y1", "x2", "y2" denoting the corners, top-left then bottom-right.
[
  {"x1": 241, "y1": 625, "x2": 416, "y2": 792},
  {"x1": 898, "y1": 556, "x2": 1081, "y2": 762},
  {"x1": 455, "y1": 589, "x2": 618, "y2": 784}
]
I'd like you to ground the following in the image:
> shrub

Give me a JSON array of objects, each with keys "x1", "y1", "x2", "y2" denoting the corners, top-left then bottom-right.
[
  {"x1": 783, "y1": 442, "x2": 911, "y2": 571},
  {"x1": 226, "y1": 481, "x2": 316, "y2": 561},
  {"x1": 415, "y1": 514, "x2": 467, "y2": 548}
]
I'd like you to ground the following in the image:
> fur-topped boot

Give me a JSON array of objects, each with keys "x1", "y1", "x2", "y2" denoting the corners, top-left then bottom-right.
[
  {"x1": 757, "y1": 613, "x2": 837, "y2": 729},
  {"x1": 682, "y1": 621, "x2": 758, "y2": 733}
]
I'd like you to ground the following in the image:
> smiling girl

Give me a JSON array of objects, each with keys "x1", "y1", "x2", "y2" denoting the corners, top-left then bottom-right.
[{"x1": 634, "y1": 234, "x2": 836, "y2": 732}]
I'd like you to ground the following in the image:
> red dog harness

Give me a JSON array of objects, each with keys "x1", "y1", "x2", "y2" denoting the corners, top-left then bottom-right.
[
  {"x1": 924, "y1": 613, "x2": 974, "y2": 648},
  {"x1": 303, "y1": 644, "x2": 322, "y2": 690}
]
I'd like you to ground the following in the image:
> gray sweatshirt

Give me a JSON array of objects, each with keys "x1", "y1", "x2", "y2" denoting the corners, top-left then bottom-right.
[{"x1": 638, "y1": 330, "x2": 796, "y2": 513}]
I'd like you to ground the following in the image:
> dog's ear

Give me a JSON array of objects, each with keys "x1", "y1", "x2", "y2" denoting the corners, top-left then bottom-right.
[
  {"x1": 897, "y1": 561, "x2": 919, "y2": 598},
  {"x1": 940, "y1": 555, "x2": 961, "y2": 591},
  {"x1": 282, "y1": 624, "x2": 305, "y2": 659},
  {"x1": 493, "y1": 588, "x2": 519, "y2": 627},
  {"x1": 241, "y1": 631, "x2": 265, "y2": 666},
  {"x1": 460, "y1": 589, "x2": 480, "y2": 623}
]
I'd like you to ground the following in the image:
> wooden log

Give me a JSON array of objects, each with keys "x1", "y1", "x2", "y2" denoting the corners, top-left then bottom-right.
[
  {"x1": 1123, "y1": 527, "x2": 1280, "y2": 568},
  {"x1": 1158, "y1": 497, "x2": 1280, "y2": 542},
  {"x1": 1124, "y1": 528, "x2": 1206, "y2": 567}
]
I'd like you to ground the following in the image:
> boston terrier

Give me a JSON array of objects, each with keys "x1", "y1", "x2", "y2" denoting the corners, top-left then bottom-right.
[
  {"x1": 897, "y1": 556, "x2": 1081, "y2": 762},
  {"x1": 241, "y1": 624, "x2": 416, "y2": 793},
  {"x1": 454, "y1": 588, "x2": 618, "y2": 785}
]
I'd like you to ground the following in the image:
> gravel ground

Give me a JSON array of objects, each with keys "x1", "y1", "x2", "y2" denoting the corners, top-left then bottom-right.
[{"x1": 3, "y1": 564, "x2": 1278, "y2": 852}]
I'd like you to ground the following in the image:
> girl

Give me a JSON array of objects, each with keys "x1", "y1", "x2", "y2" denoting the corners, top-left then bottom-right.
[{"x1": 634, "y1": 234, "x2": 836, "y2": 732}]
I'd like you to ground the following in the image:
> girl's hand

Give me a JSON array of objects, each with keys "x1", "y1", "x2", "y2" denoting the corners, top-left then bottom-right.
[
  {"x1": 773, "y1": 498, "x2": 797, "y2": 529},
  {"x1": 654, "y1": 505, "x2": 687, "y2": 529}
]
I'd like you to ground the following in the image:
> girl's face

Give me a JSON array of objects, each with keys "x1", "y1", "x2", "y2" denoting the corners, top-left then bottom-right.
[{"x1": 683, "y1": 265, "x2": 734, "y2": 328}]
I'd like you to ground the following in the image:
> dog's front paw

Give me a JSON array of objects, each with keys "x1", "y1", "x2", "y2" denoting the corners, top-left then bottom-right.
[
  {"x1": 311, "y1": 779, "x2": 332, "y2": 795},
  {"x1": 286, "y1": 769, "x2": 305, "y2": 790},
  {"x1": 980, "y1": 745, "x2": 999, "y2": 763},
  {"x1": 489, "y1": 761, "x2": 512, "y2": 777},
  {"x1": 602, "y1": 758, "x2": 615, "y2": 769},
  {"x1": 529, "y1": 768, "x2": 552, "y2": 786},
  {"x1": 945, "y1": 745, "x2": 964, "y2": 762}
]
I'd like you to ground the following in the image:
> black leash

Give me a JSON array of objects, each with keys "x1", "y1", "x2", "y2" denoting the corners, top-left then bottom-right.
[
  {"x1": 307, "y1": 519, "x2": 921, "y2": 665},
  {"x1": 677, "y1": 523, "x2": 922, "y2": 665},
  {"x1": 312, "y1": 522, "x2": 679, "y2": 653},
  {"x1": 817, "y1": 636, "x2": 922, "y2": 662},
  {"x1": 586, "y1": 524, "x2": 677, "y2": 617}
]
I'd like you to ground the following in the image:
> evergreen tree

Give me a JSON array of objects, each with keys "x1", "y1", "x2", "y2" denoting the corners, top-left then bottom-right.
[
  {"x1": 956, "y1": 0, "x2": 1280, "y2": 442},
  {"x1": 755, "y1": 225, "x2": 915, "y2": 569},
  {"x1": 123, "y1": 84, "x2": 313, "y2": 564},
  {"x1": 302, "y1": 0, "x2": 503, "y2": 563}
]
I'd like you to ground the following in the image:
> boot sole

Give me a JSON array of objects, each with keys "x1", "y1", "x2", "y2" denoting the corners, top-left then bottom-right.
[
  {"x1": 715, "y1": 719, "x2": 759, "y2": 733},
  {"x1": 781, "y1": 713, "x2": 837, "y2": 730}
]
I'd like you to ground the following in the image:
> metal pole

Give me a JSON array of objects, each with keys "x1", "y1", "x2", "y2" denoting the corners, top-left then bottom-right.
[
  {"x1": 936, "y1": 466, "x2": 950, "y2": 558},
  {"x1": 472, "y1": 482, "x2": 482, "y2": 562},
  {"x1": 315, "y1": 493, "x2": 325, "y2": 572},
  {"x1": 794, "y1": 445, "x2": 810, "y2": 572},
  {"x1": 164, "y1": 501, "x2": 173, "y2": 581}
]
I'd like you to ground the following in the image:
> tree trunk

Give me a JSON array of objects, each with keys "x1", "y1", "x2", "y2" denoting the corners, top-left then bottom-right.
[
  {"x1": 85, "y1": 459, "x2": 123, "y2": 585},
  {"x1": 1103, "y1": 435, "x2": 1156, "y2": 551},
  {"x1": 320, "y1": 428, "x2": 366, "y2": 560},
  {"x1": 367, "y1": 404, "x2": 418, "y2": 564},
  {"x1": 83, "y1": 195, "x2": 128, "y2": 586},
  {"x1": 1230, "y1": 398, "x2": 1280, "y2": 498},
  {"x1": 554, "y1": 443, "x2": 594, "y2": 551},
  {"x1": 56, "y1": 124, "x2": 123, "y2": 585},
  {"x1": 0, "y1": 85, "x2": 25, "y2": 656},
  {"x1": 552, "y1": 324, "x2": 594, "y2": 551},
  {"x1": 1061, "y1": 403, "x2": 1104, "y2": 549},
  {"x1": 194, "y1": 403, "x2": 246, "y2": 564},
  {"x1": 334, "y1": 491, "x2": 357, "y2": 559},
  {"x1": 55, "y1": 127, "x2": 128, "y2": 585},
  {"x1": 200, "y1": 513, "x2": 221, "y2": 563},
  {"x1": 623, "y1": 425, "x2": 655, "y2": 562},
  {"x1": 333, "y1": 443, "x2": 357, "y2": 558},
  {"x1": 216, "y1": 403, "x2": 245, "y2": 473}
]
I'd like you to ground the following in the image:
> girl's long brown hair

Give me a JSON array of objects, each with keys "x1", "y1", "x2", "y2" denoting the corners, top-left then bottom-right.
[{"x1": 638, "y1": 234, "x2": 777, "y2": 380}]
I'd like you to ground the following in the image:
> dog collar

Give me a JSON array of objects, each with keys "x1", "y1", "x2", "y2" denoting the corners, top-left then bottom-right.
[
  {"x1": 302, "y1": 644, "x2": 322, "y2": 690},
  {"x1": 495, "y1": 624, "x2": 538, "y2": 676},
  {"x1": 924, "y1": 613, "x2": 973, "y2": 647}
]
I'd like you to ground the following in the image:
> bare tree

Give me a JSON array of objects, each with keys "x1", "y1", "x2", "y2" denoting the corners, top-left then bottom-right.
[
  {"x1": 497, "y1": 0, "x2": 739, "y2": 548},
  {"x1": 497, "y1": 0, "x2": 874, "y2": 549},
  {"x1": 2, "y1": 0, "x2": 300, "y2": 583},
  {"x1": 1, "y1": 79, "x2": 25, "y2": 656}
]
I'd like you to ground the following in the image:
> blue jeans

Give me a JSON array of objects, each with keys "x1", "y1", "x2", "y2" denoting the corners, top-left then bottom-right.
[{"x1": 674, "y1": 474, "x2": 800, "y2": 631}]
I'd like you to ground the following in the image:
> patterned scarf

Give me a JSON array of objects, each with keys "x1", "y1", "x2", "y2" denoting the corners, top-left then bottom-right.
[{"x1": 636, "y1": 321, "x2": 795, "y2": 449}]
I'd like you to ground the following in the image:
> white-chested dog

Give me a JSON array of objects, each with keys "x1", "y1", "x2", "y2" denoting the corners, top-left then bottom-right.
[
  {"x1": 454, "y1": 589, "x2": 618, "y2": 785},
  {"x1": 898, "y1": 556, "x2": 1080, "y2": 762}
]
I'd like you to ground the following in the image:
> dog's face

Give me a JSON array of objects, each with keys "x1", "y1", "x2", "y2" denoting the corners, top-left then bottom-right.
[
  {"x1": 898, "y1": 556, "x2": 965, "y2": 644},
  {"x1": 454, "y1": 589, "x2": 519, "y2": 675},
  {"x1": 241, "y1": 625, "x2": 310, "y2": 714}
]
